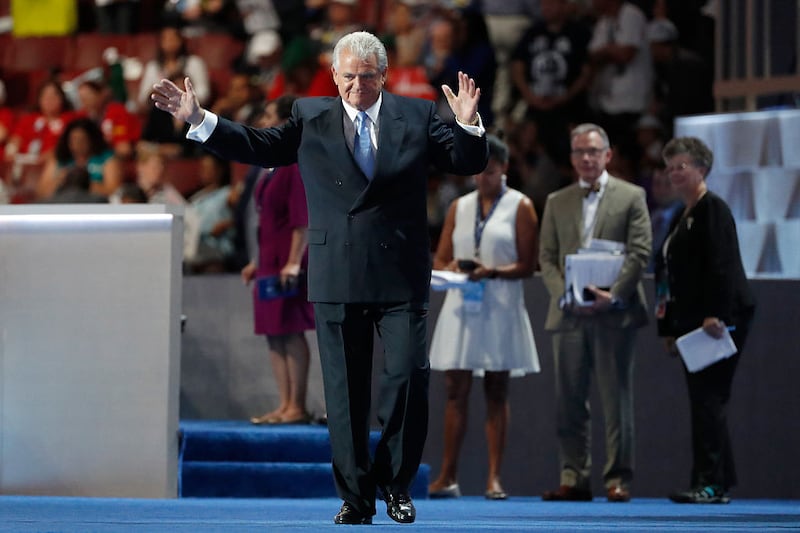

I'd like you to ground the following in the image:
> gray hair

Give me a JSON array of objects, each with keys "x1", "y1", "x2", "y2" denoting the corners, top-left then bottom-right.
[
  {"x1": 662, "y1": 136, "x2": 714, "y2": 176},
  {"x1": 570, "y1": 123, "x2": 610, "y2": 149},
  {"x1": 332, "y1": 31, "x2": 389, "y2": 72}
]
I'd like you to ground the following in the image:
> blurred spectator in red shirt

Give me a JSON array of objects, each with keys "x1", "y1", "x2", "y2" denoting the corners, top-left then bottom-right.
[
  {"x1": 76, "y1": 79, "x2": 141, "y2": 160},
  {"x1": 0, "y1": 79, "x2": 16, "y2": 155},
  {"x1": 4, "y1": 79, "x2": 77, "y2": 164}
]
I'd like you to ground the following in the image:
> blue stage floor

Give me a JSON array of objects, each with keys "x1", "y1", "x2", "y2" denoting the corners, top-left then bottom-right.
[{"x1": 1, "y1": 495, "x2": 798, "y2": 532}]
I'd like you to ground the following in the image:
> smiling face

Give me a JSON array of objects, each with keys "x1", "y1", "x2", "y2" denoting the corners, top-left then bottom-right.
[
  {"x1": 664, "y1": 153, "x2": 706, "y2": 202},
  {"x1": 331, "y1": 49, "x2": 387, "y2": 110}
]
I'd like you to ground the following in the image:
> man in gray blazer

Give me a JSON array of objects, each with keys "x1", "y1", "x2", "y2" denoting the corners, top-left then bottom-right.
[
  {"x1": 538, "y1": 123, "x2": 651, "y2": 502},
  {"x1": 152, "y1": 31, "x2": 488, "y2": 525}
]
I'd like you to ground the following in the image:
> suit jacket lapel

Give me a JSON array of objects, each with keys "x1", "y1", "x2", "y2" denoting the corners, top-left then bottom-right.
[
  {"x1": 592, "y1": 175, "x2": 616, "y2": 237},
  {"x1": 315, "y1": 98, "x2": 361, "y2": 183},
  {"x1": 567, "y1": 184, "x2": 584, "y2": 248},
  {"x1": 375, "y1": 92, "x2": 405, "y2": 180},
  {"x1": 350, "y1": 92, "x2": 406, "y2": 211}
]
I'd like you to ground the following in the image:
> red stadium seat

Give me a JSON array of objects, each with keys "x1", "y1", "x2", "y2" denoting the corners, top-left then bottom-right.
[
  {"x1": 2, "y1": 36, "x2": 73, "y2": 72},
  {"x1": 69, "y1": 33, "x2": 137, "y2": 72},
  {"x1": 163, "y1": 157, "x2": 202, "y2": 198}
]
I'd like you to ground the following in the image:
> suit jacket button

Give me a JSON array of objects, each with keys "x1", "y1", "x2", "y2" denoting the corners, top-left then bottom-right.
[
  {"x1": 344, "y1": 241, "x2": 351, "y2": 246},
  {"x1": 347, "y1": 214, "x2": 354, "y2": 219},
  {"x1": 380, "y1": 242, "x2": 388, "y2": 249},
  {"x1": 335, "y1": 179, "x2": 343, "y2": 186}
]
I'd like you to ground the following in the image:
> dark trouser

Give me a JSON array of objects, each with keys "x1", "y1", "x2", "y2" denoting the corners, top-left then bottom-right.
[
  {"x1": 553, "y1": 323, "x2": 637, "y2": 490},
  {"x1": 682, "y1": 327, "x2": 748, "y2": 490},
  {"x1": 314, "y1": 302, "x2": 430, "y2": 516}
]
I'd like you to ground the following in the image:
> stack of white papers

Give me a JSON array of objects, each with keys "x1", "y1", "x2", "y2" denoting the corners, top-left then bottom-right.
[
  {"x1": 565, "y1": 252, "x2": 624, "y2": 306},
  {"x1": 430, "y1": 270, "x2": 470, "y2": 291},
  {"x1": 675, "y1": 327, "x2": 738, "y2": 372}
]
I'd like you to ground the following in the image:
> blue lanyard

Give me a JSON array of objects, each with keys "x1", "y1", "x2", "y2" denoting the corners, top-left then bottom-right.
[{"x1": 474, "y1": 185, "x2": 506, "y2": 258}]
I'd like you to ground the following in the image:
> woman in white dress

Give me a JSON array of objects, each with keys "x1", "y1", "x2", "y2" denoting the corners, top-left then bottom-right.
[{"x1": 428, "y1": 134, "x2": 540, "y2": 500}]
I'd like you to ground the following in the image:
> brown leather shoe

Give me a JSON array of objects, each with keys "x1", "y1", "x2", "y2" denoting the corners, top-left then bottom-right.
[
  {"x1": 607, "y1": 485, "x2": 631, "y2": 502},
  {"x1": 542, "y1": 485, "x2": 593, "y2": 501}
]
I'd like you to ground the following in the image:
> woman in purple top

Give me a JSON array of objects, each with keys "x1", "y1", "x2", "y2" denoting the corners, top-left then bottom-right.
[{"x1": 241, "y1": 95, "x2": 315, "y2": 424}]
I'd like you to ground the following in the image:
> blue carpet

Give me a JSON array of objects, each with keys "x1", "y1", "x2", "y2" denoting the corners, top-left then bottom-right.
[
  {"x1": 1, "y1": 496, "x2": 798, "y2": 532},
  {"x1": 178, "y1": 420, "x2": 430, "y2": 499}
]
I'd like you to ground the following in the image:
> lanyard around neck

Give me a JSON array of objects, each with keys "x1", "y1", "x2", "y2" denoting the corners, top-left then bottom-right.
[{"x1": 474, "y1": 186, "x2": 507, "y2": 258}]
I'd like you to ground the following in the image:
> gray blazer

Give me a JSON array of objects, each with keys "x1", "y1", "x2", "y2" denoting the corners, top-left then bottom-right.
[{"x1": 538, "y1": 175, "x2": 652, "y2": 330}]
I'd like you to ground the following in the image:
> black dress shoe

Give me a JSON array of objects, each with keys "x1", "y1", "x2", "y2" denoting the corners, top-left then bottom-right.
[
  {"x1": 334, "y1": 502, "x2": 372, "y2": 525},
  {"x1": 379, "y1": 488, "x2": 416, "y2": 524}
]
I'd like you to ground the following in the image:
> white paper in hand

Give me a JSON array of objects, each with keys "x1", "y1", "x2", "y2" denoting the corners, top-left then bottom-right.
[
  {"x1": 431, "y1": 270, "x2": 469, "y2": 291},
  {"x1": 675, "y1": 326, "x2": 738, "y2": 373}
]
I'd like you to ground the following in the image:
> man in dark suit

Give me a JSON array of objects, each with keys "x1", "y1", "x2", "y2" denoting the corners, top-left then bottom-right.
[
  {"x1": 152, "y1": 31, "x2": 488, "y2": 525},
  {"x1": 538, "y1": 123, "x2": 651, "y2": 502}
]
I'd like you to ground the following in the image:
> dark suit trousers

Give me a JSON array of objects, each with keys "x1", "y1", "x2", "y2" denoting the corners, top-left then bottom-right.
[
  {"x1": 682, "y1": 326, "x2": 748, "y2": 490},
  {"x1": 314, "y1": 302, "x2": 430, "y2": 515},
  {"x1": 552, "y1": 321, "x2": 637, "y2": 490}
]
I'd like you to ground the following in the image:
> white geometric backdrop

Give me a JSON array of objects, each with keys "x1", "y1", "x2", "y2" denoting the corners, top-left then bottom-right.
[{"x1": 675, "y1": 110, "x2": 800, "y2": 278}]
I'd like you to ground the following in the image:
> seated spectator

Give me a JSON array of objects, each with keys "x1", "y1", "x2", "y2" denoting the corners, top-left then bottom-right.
[
  {"x1": 635, "y1": 114, "x2": 666, "y2": 181},
  {"x1": 646, "y1": 162, "x2": 680, "y2": 272},
  {"x1": 76, "y1": 80, "x2": 141, "y2": 160},
  {"x1": 422, "y1": 10, "x2": 496, "y2": 126},
  {"x1": 382, "y1": 0, "x2": 426, "y2": 68},
  {"x1": 4, "y1": 79, "x2": 77, "y2": 164},
  {"x1": 647, "y1": 0, "x2": 713, "y2": 133},
  {"x1": 95, "y1": 0, "x2": 138, "y2": 34},
  {"x1": 163, "y1": 0, "x2": 244, "y2": 37},
  {"x1": 587, "y1": 0, "x2": 653, "y2": 166},
  {"x1": 0, "y1": 79, "x2": 16, "y2": 156},
  {"x1": 115, "y1": 181, "x2": 149, "y2": 203},
  {"x1": 123, "y1": 146, "x2": 201, "y2": 262},
  {"x1": 139, "y1": 75, "x2": 203, "y2": 158},
  {"x1": 505, "y1": 119, "x2": 568, "y2": 222},
  {"x1": 235, "y1": 0, "x2": 282, "y2": 63},
  {"x1": 510, "y1": 0, "x2": 592, "y2": 167},
  {"x1": 310, "y1": 0, "x2": 364, "y2": 69},
  {"x1": 39, "y1": 166, "x2": 107, "y2": 204},
  {"x1": 185, "y1": 153, "x2": 236, "y2": 273},
  {"x1": 210, "y1": 71, "x2": 264, "y2": 124},
  {"x1": 37, "y1": 117, "x2": 123, "y2": 200},
  {"x1": 136, "y1": 23, "x2": 211, "y2": 114},
  {"x1": 242, "y1": 29, "x2": 283, "y2": 96},
  {"x1": 266, "y1": 36, "x2": 337, "y2": 100}
]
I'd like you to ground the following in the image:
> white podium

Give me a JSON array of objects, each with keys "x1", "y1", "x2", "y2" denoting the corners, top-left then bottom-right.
[{"x1": 0, "y1": 205, "x2": 183, "y2": 497}]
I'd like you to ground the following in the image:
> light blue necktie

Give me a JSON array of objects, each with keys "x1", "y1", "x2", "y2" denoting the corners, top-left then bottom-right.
[{"x1": 354, "y1": 111, "x2": 375, "y2": 180}]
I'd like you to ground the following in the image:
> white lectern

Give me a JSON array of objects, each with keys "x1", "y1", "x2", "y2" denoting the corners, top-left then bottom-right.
[{"x1": 0, "y1": 205, "x2": 183, "y2": 497}]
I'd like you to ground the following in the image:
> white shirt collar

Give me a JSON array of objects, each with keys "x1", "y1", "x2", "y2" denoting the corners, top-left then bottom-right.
[{"x1": 342, "y1": 93, "x2": 382, "y2": 125}]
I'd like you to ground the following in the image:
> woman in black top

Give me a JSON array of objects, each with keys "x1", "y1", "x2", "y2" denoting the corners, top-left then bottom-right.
[{"x1": 655, "y1": 136, "x2": 756, "y2": 504}]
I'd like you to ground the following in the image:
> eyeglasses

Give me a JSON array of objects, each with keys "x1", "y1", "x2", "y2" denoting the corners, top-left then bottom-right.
[
  {"x1": 570, "y1": 147, "x2": 608, "y2": 158},
  {"x1": 664, "y1": 162, "x2": 694, "y2": 173}
]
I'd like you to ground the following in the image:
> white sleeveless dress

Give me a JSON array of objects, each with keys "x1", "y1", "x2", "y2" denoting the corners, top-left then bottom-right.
[{"x1": 429, "y1": 188, "x2": 540, "y2": 376}]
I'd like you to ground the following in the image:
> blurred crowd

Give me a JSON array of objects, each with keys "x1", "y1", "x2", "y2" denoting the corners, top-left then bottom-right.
[{"x1": 0, "y1": 0, "x2": 713, "y2": 273}]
